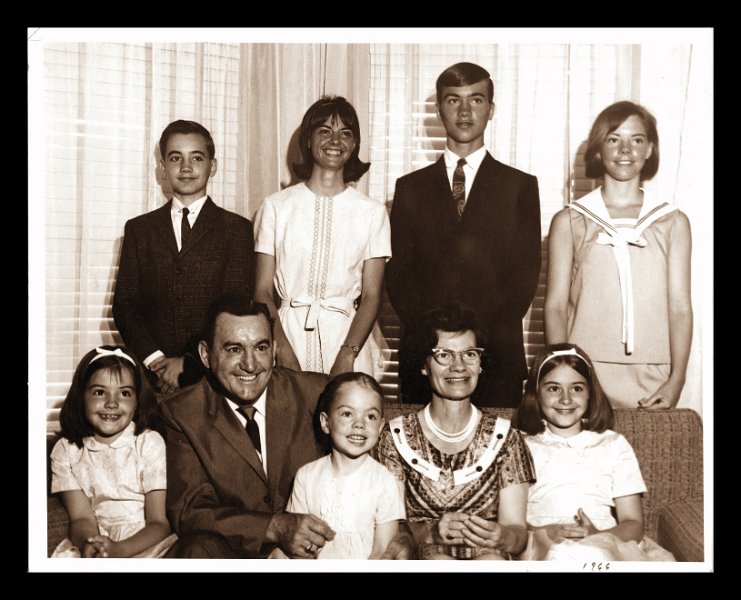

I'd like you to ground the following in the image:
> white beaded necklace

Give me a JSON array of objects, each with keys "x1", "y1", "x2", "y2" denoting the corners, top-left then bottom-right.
[{"x1": 423, "y1": 403, "x2": 479, "y2": 444}]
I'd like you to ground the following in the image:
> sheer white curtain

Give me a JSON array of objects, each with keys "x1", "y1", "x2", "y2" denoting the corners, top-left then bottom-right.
[
  {"x1": 41, "y1": 42, "x2": 366, "y2": 431},
  {"x1": 637, "y1": 43, "x2": 712, "y2": 415},
  {"x1": 36, "y1": 40, "x2": 710, "y2": 429},
  {"x1": 368, "y1": 43, "x2": 709, "y2": 414}
]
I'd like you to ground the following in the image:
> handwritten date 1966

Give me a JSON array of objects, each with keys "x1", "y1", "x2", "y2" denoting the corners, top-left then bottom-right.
[{"x1": 583, "y1": 562, "x2": 611, "y2": 571}]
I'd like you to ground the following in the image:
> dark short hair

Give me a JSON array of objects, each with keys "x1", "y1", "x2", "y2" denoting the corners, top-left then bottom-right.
[
  {"x1": 315, "y1": 371, "x2": 385, "y2": 452},
  {"x1": 436, "y1": 62, "x2": 494, "y2": 105},
  {"x1": 159, "y1": 119, "x2": 216, "y2": 160},
  {"x1": 515, "y1": 343, "x2": 614, "y2": 435},
  {"x1": 411, "y1": 302, "x2": 490, "y2": 374},
  {"x1": 584, "y1": 101, "x2": 659, "y2": 180},
  {"x1": 59, "y1": 346, "x2": 160, "y2": 448},
  {"x1": 201, "y1": 295, "x2": 274, "y2": 348},
  {"x1": 292, "y1": 96, "x2": 370, "y2": 183}
]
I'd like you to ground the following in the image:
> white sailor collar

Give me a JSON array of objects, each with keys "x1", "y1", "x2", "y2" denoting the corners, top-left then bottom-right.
[{"x1": 571, "y1": 187, "x2": 675, "y2": 225}]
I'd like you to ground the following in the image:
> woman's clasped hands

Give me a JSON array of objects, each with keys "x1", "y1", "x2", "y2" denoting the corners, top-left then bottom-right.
[{"x1": 438, "y1": 512, "x2": 511, "y2": 550}]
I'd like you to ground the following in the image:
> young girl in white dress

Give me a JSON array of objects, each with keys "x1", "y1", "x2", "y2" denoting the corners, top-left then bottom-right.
[
  {"x1": 515, "y1": 343, "x2": 674, "y2": 562},
  {"x1": 50, "y1": 346, "x2": 177, "y2": 558},
  {"x1": 254, "y1": 96, "x2": 390, "y2": 379},
  {"x1": 272, "y1": 372, "x2": 405, "y2": 559}
]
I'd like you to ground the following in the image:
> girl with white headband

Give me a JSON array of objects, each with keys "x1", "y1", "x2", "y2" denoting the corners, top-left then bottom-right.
[
  {"x1": 50, "y1": 345, "x2": 177, "y2": 558},
  {"x1": 515, "y1": 343, "x2": 674, "y2": 561},
  {"x1": 544, "y1": 101, "x2": 692, "y2": 409}
]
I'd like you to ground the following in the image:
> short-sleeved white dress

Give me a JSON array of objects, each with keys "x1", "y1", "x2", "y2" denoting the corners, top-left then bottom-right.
[
  {"x1": 522, "y1": 427, "x2": 674, "y2": 561},
  {"x1": 254, "y1": 183, "x2": 391, "y2": 375},
  {"x1": 278, "y1": 454, "x2": 406, "y2": 559},
  {"x1": 50, "y1": 423, "x2": 177, "y2": 558}
]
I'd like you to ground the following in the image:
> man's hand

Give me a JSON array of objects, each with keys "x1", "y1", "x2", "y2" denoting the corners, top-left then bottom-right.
[
  {"x1": 150, "y1": 356, "x2": 185, "y2": 395},
  {"x1": 265, "y1": 512, "x2": 335, "y2": 559}
]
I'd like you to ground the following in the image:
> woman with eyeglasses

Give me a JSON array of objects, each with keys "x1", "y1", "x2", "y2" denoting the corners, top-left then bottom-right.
[{"x1": 376, "y1": 303, "x2": 535, "y2": 560}]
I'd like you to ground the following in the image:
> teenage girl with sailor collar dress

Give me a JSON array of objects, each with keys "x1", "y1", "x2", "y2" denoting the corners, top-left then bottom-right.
[{"x1": 544, "y1": 101, "x2": 692, "y2": 409}]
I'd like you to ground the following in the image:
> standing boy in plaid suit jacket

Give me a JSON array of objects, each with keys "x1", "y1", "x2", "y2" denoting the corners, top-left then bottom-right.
[{"x1": 113, "y1": 120, "x2": 255, "y2": 395}]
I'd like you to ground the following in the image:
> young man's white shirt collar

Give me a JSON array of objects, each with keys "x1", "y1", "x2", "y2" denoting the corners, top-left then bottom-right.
[
  {"x1": 171, "y1": 195, "x2": 208, "y2": 251},
  {"x1": 143, "y1": 195, "x2": 209, "y2": 368},
  {"x1": 226, "y1": 388, "x2": 269, "y2": 475},
  {"x1": 443, "y1": 145, "x2": 487, "y2": 201}
]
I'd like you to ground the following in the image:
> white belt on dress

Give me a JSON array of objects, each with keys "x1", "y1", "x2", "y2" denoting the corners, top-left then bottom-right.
[{"x1": 282, "y1": 296, "x2": 354, "y2": 331}]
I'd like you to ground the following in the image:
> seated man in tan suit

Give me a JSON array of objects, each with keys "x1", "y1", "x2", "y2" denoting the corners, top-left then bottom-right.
[{"x1": 161, "y1": 295, "x2": 412, "y2": 558}]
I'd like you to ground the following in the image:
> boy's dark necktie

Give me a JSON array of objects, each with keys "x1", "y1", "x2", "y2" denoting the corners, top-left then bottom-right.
[
  {"x1": 181, "y1": 207, "x2": 191, "y2": 250},
  {"x1": 237, "y1": 405, "x2": 262, "y2": 458},
  {"x1": 452, "y1": 158, "x2": 467, "y2": 217}
]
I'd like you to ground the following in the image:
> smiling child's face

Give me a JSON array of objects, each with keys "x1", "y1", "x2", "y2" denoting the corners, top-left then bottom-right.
[
  {"x1": 320, "y1": 382, "x2": 384, "y2": 460},
  {"x1": 84, "y1": 367, "x2": 137, "y2": 444},
  {"x1": 160, "y1": 132, "x2": 217, "y2": 204}
]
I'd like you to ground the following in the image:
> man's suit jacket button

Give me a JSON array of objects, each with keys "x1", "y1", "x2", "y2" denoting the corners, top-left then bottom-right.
[{"x1": 263, "y1": 495, "x2": 271, "y2": 505}]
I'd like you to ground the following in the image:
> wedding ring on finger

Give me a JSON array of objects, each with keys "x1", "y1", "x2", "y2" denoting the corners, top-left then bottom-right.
[{"x1": 305, "y1": 543, "x2": 316, "y2": 554}]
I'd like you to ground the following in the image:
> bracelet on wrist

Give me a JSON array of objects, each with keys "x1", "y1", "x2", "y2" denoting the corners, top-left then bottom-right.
[{"x1": 340, "y1": 343, "x2": 361, "y2": 355}]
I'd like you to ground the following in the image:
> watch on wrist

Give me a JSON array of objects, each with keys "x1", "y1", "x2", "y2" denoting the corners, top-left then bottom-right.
[{"x1": 341, "y1": 343, "x2": 361, "y2": 355}]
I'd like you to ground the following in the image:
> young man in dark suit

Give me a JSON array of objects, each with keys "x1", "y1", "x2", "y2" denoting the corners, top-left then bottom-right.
[
  {"x1": 386, "y1": 63, "x2": 541, "y2": 408},
  {"x1": 113, "y1": 120, "x2": 254, "y2": 396},
  {"x1": 160, "y1": 295, "x2": 413, "y2": 558}
]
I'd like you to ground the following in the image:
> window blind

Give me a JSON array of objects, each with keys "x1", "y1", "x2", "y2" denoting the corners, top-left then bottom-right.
[{"x1": 43, "y1": 43, "x2": 243, "y2": 432}]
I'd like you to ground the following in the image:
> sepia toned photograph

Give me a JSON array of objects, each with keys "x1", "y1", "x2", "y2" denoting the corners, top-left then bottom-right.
[{"x1": 28, "y1": 27, "x2": 713, "y2": 572}]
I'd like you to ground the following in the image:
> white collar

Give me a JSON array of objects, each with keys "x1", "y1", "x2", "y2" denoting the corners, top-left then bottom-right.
[
  {"x1": 536, "y1": 423, "x2": 602, "y2": 449},
  {"x1": 172, "y1": 195, "x2": 208, "y2": 215},
  {"x1": 572, "y1": 187, "x2": 672, "y2": 224},
  {"x1": 82, "y1": 421, "x2": 137, "y2": 451},
  {"x1": 444, "y1": 145, "x2": 487, "y2": 171},
  {"x1": 225, "y1": 386, "x2": 268, "y2": 419},
  {"x1": 388, "y1": 413, "x2": 511, "y2": 485}
]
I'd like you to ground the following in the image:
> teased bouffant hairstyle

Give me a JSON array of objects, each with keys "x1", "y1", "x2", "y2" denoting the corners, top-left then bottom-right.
[
  {"x1": 59, "y1": 345, "x2": 160, "y2": 448},
  {"x1": 292, "y1": 96, "x2": 370, "y2": 183},
  {"x1": 515, "y1": 343, "x2": 613, "y2": 435},
  {"x1": 315, "y1": 371, "x2": 385, "y2": 453},
  {"x1": 159, "y1": 119, "x2": 216, "y2": 160},
  {"x1": 436, "y1": 62, "x2": 494, "y2": 105},
  {"x1": 401, "y1": 302, "x2": 490, "y2": 403},
  {"x1": 584, "y1": 101, "x2": 659, "y2": 180}
]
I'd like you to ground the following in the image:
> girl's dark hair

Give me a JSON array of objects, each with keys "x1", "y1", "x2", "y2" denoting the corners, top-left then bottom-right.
[
  {"x1": 59, "y1": 345, "x2": 161, "y2": 448},
  {"x1": 292, "y1": 96, "x2": 370, "y2": 183},
  {"x1": 515, "y1": 343, "x2": 613, "y2": 435},
  {"x1": 315, "y1": 371, "x2": 384, "y2": 453},
  {"x1": 584, "y1": 101, "x2": 659, "y2": 180}
]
